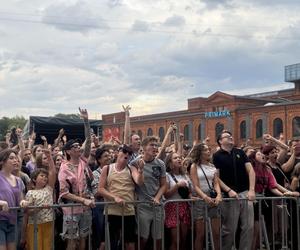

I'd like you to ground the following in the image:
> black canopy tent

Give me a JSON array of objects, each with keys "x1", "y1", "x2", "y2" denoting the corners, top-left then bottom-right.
[{"x1": 23, "y1": 116, "x2": 102, "y2": 145}]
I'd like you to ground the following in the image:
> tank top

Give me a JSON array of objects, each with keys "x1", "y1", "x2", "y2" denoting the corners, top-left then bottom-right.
[
  {"x1": 106, "y1": 164, "x2": 135, "y2": 216},
  {"x1": 196, "y1": 163, "x2": 216, "y2": 195}
]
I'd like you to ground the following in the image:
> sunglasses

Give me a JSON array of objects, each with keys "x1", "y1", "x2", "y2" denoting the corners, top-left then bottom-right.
[{"x1": 119, "y1": 145, "x2": 133, "y2": 156}]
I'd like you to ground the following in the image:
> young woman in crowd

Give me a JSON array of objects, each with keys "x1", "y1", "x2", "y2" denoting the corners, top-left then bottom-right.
[
  {"x1": 0, "y1": 149, "x2": 29, "y2": 250},
  {"x1": 91, "y1": 147, "x2": 111, "y2": 250},
  {"x1": 25, "y1": 144, "x2": 43, "y2": 174},
  {"x1": 164, "y1": 152, "x2": 191, "y2": 250},
  {"x1": 190, "y1": 143, "x2": 222, "y2": 250},
  {"x1": 248, "y1": 150, "x2": 298, "y2": 250}
]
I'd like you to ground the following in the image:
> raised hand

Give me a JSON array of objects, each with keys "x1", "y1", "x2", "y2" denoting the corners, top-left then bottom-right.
[
  {"x1": 167, "y1": 124, "x2": 174, "y2": 134},
  {"x1": 16, "y1": 128, "x2": 23, "y2": 138},
  {"x1": 172, "y1": 124, "x2": 178, "y2": 131},
  {"x1": 79, "y1": 107, "x2": 89, "y2": 121},
  {"x1": 40, "y1": 135, "x2": 47, "y2": 142},
  {"x1": 137, "y1": 158, "x2": 145, "y2": 173},
  {"x1": 263, "y1": 134, "x2": 272, "y2": 140},
  {"x1": 59, "y1": 128, "x2": 65, "y2": 136},
  {"x1": 30, "y1": 131, "x2": 36, "y2": 141},
  {"x1": 122, "y1": 105, "x2": 131, "y2": 116}
]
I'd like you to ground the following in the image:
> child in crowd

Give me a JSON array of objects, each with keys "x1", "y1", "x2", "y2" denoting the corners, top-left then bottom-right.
[{"x1": 22, "y1": 149, "x2": 56, "y2": 250}]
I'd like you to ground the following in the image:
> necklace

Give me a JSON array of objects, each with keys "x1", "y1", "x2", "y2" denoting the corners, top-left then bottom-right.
[{"x1": 68, "y1": 162, "x2": 78, "y2": 172}]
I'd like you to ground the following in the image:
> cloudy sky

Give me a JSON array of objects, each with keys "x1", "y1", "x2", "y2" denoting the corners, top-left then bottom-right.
[{"x1": 1, "y1": 0, "x2": 300, "y2": 119}]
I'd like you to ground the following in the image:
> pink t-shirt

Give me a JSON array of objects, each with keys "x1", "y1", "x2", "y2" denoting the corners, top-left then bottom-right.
[{"x1": 58, "y1": 156, "x2": 93, "y2": 215}]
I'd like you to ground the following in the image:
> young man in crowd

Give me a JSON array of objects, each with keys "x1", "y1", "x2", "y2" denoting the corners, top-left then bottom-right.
[
  {"x1": 213, "y1": 130, "x2": 255, "y2": 250},
  {"x1": 134, "y1": 136, "x2": 167, "y2": 250},
  {"x1": 58, "y1": 108, "x2": 95, "y2": 250},
  {"x1": 98, "y1": 144, "x2": 144, "y2": 250}
]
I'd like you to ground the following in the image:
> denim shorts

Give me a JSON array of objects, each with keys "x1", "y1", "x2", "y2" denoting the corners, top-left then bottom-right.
[
  {"x1": 192, "y1": 200, "x2": 219, "y2": 220},
  {"x1": 0, "y1": 220, "x2": 16, "y2": 245},
  {"x1": 61, "y1": 209, "x2": 92, "y2": 240}
]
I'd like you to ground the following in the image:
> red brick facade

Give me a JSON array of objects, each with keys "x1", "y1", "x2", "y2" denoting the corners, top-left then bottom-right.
[{"x1": 102, "y1": 85, "x2": 300, "y2": 146}]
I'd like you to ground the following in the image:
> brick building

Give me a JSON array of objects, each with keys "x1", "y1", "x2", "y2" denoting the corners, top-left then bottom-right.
[{"x1": 102, "y1": 64, "x2": 300, "y2": 146}]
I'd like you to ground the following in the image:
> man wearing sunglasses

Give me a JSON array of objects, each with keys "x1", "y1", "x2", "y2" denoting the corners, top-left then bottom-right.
[
  {"x1": 58, "y1": 108, "x2": 95, "y2": 250},
  {"x1": 98, "y1": 144, "x2": 144, "y2": 250}
]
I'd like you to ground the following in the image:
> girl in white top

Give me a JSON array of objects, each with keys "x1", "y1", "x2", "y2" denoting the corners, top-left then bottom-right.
[
  {"x1": 164, "y1": 152, "x2": 191, "y2": 250},
  {"x1": 23, "y1": 149, "x2": 56, "y2": 250},
  {"x1": 190, "y1": 143, "x2": 221, "y2": 250}
]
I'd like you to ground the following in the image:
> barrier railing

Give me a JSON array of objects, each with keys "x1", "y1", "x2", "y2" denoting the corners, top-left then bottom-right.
[{"x1": 7, "y1": 196, "x2": 300, "y2": 250}]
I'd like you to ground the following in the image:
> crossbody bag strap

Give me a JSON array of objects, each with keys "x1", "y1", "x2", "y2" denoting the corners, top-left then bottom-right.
[
  {"x1": 199, "y1": 164, "x2": 213, "y2": 190},
  {"x1": 275, "y1": 164, "x2": 291, "y2": 184},
  {"x1": 170, "y1": 173, "x2": 178, "y2": 183},
  {"x1": 126, "y1": 165, "x2": 137, "y2": 185}
]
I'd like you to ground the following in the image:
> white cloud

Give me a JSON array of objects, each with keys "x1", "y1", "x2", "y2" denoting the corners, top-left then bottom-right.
[
  {"x1": 0, "y1": 0, "x2": 300, "y2": 119},
  {"x1": 163, "y1": 15, "x2": 186, "y2": 27},
  {"x1": 41, "y1": 1, "x2": 109, "y2": 32}
]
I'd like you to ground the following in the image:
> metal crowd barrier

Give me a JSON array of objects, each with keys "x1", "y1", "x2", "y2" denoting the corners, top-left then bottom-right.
[{"x1": 8, "y1": 196, "x2": 300, "y2": 250}]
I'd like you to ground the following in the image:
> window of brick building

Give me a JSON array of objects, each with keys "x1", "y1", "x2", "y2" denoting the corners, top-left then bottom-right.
[
  {"x1": 147, "y1": 128, "x2": 153, "y2": 136},
  {"x1": 215, "y1": 122, "x2": 224, "y2": 139},
  {"x1": 273, "y1": 118, "x2": 283, "y2": 138},
  {"x1": 198, "y1": 124, "x2": 202, "y2": 141},
  {"x1": 184, "y1": 125, "x2": 189, "y2": 141},
  {"x1": 292, "y1": 116, "x2": 300, "y2": 137},
  {"x1": 256, "y1": 119, "x2": 263, "y2": 139},
  {"x1": 159, "y1": 127, "x2": 165, "y2": 142},
  {"x1": 240, "y1": 120, "x2": 246, "y2": 139}
]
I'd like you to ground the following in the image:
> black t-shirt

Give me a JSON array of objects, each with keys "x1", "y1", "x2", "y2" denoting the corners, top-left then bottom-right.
[
  {"x1": 213, "y1": 148, "x2": 250, "y2": 193},
  {"x1": 266, "y1": 162, "x2": 285, "y2": 186}
]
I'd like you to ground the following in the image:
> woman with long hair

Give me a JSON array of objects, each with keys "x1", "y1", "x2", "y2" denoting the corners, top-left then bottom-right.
[
  {"x1": 91, "y1": 147, "x2": 111, "y2": 250},
  {"x1": 190, "y1": 143, "x2": 222, "y2": 250},
  {"x1": 164, "y1": 152, "x2": 191, "y2": 250},
  {"x1": 248, "y1": 150, "x2": 298, "y2": 250},
  {"x1": 25, "y1": 144, "x2": 43, "y2": 174},
  {"x1": 0, "y1": 149, "x2": 29, "y2": 250}
]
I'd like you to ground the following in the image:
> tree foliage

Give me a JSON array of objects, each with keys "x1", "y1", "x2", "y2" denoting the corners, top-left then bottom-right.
[{"x1": 0, "y1": 116, "x2": 27, "y2": 141}]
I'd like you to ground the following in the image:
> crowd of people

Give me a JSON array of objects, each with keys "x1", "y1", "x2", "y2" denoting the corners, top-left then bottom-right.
[{"x1": 0, "y1": 106, "x2": 300, "y2": 250}]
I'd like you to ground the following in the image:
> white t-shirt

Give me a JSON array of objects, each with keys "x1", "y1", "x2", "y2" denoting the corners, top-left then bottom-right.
[{"x1": 166, "y1": 172, "x2": 191, "y2": 200}]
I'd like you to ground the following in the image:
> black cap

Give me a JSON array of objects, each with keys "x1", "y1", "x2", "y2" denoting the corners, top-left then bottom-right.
[{"x1": 62, "y1": 139, "x2": 82, "y2": 151}]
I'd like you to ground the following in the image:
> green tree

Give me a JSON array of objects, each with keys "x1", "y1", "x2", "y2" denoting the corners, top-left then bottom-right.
[{"x1": 0, "y1": 116, "x2": 27, "y2": 141}]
